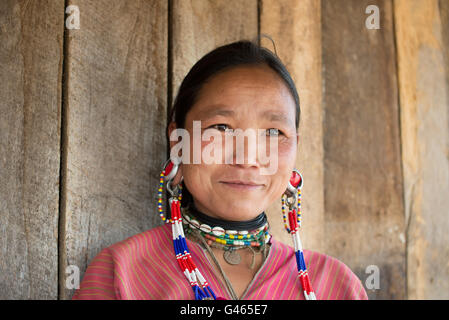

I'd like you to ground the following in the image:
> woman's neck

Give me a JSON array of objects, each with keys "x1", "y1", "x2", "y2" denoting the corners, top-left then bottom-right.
[{"x1": 185, "y1": 201, "x2": 267, "y2": 232}]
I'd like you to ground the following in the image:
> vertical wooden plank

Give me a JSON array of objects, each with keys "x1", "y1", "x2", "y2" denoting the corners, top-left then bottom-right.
[
  {"x1": 441, "y1": 0, "x2": 449, "y2": 79},
  {"x1": 0, "y1": 0, "x2": 64, "y2": 299},
  {"x1": 395, "y1": 0, "x2": 449, "y2": 299},
  {"x1": 260, "y1": 0, "x2": 324, "y2": 251},
  {"x1": 61, "y1": 0, "x2": 168, "y2": 299},
  {"x1": 171, "y1": 0, "x2": 258, "y2": 99},
  {"x1": 322, "y1": 0, "x2": 406, "y2": 299}
]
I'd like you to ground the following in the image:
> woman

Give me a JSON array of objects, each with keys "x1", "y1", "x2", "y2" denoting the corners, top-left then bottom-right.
[{"x1": 72, "y1": 40, "x2": 368, "y2": 300}]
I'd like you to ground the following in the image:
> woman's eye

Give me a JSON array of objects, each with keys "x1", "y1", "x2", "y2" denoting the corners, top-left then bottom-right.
[
  {"x1": 207, "y1": 125, "x2": 282, "y2": 136},
  {"x1": 210, "y1": 124, "x2": 232, "y2": 132},
  {"x1": 266, "y1": 128, "x2": 281, "y2": 136}
]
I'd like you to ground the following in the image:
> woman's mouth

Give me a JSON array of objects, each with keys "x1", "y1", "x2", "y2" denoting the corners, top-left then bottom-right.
[{"x1": 219, "y1": 180, "x2": 264, "y2": 190}]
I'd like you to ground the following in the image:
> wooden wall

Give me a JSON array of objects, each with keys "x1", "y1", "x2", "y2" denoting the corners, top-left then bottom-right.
[
  {"x1": 1, "y1": 0, "x2": 448, "y2": 300},
  {"x1": 0, "y1": 0, "x2": 64, "y2": 299},
  {"x1": 394, "y1": 0, "x2": 449, "y2": 299}
]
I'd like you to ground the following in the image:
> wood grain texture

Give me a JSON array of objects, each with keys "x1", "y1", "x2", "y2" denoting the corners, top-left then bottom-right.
[
  {"x1": 171, "y1": 0, "x2": 258, "y2": 98},
  {"x1": 260, "y1": 0, "x2": 325, "y2": 252},
  {"x1": 0, "y1": 0, "x2": 64, "y2": 299},
  {"x1": 61, "y1": 0, "x2": 168, "y2": 299},
  {"x1": 322, "y1": 0, "x2": 406, "y2": 299},
  {"x1": 395, "y1": 0, "x2": 449, "y2": 299}
]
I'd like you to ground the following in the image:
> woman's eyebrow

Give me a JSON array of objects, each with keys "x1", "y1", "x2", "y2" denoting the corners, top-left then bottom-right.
[
  {"x1": 200, "y1": 105, "x2": 235, "y2": 119},
  {"x1": 200, "y1": 106, "x2": 294, "y2": 126},
  {"x1": 260, "y1": 110, "x2": 294, "y2": 126}
]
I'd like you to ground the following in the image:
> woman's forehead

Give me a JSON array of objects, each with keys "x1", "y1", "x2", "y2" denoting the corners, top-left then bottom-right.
[
  {"x1": 189, "y1": 66, "x2": 296, "y2": 119},
  {"x1": 203, "y1": 65, "x2": 287, "y2": 93}
]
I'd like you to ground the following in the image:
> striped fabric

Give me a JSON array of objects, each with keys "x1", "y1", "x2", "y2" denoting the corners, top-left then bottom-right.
[{"x1": 72, "y1": 223, "x2": 368, "y2": 300}]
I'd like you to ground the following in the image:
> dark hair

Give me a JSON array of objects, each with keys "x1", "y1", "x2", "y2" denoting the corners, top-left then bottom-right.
[
  {"x1": 167, "y1": 39, "x2": 301, "y2": 208},
  {"x1": 168, "y1": 39, "x2": 300, "y2": 131}
]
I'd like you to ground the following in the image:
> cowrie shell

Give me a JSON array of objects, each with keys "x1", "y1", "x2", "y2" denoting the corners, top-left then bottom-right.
[
  {"x1": 212, "y1": 226, "x2": 225, "y2": 236},
  {"x1": 226, "y1": 230, "x2": 237, "y2": 235},
  {"x1": 200, "y1": 224, "x2": 212, "y2": 233},
  {"x1": 190, "y1": 219, "x2": 200, "y2": 228}
]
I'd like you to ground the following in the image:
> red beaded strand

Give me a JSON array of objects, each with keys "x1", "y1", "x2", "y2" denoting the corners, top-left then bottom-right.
[
  {"x1": 285, "y1": 171, "x2": 316, "y2": 300},
  {"x1": 159, "y1": 159, "x2": 217, "y2": 300}
]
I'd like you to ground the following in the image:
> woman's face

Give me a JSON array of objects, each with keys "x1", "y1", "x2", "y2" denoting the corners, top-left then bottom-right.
[{"x1": 169, "y1": 64, "x2": 299, "y2": 221}]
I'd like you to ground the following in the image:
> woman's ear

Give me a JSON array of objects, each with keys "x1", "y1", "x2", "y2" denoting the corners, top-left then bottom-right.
[
  {"x1": 171, "y1": 165, "x2": 183, "y2": 186},
  {"x1": 168, "y1": 121, "x2": 178, "y2": 150},
  {"x1": 167, "y1": 121, "x2": 183, "y2": 186}
]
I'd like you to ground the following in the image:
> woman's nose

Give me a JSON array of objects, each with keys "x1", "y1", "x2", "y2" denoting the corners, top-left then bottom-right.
[{"x1": 224, "y1": 129, "x2": 261, "y2": 168}]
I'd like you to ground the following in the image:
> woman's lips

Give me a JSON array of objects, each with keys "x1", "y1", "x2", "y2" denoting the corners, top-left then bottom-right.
[{"x1": 219, "y1": 181, "x2": 264, "y2": 190}]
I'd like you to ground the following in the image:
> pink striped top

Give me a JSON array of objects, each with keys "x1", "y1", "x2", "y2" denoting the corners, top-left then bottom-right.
[{"x1": 72, "y1": 223, "x2": 368, "y2": 300}]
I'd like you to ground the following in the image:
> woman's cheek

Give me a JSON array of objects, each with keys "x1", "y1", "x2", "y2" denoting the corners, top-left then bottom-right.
[
  {"x1": 191, "y1": 130, "x2": 224, "y2": 165},
  {"x1": 277, "y1": 137, "x2": 297, "y2": 162},
  {"x1": 184, "y1": 165, "x2": 209, "y2": 201}
]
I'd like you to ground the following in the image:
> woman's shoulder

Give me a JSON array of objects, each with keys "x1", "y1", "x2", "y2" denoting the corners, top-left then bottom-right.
[
  {"x1": 104, "y1": 223, "x2": 172, "y2": 260},
  {"x1": 270, "y1": 236, "x2": 352, "y2": 268},
  {"x1": 73, "y1": 223, "x2": 175, "y2": 300},
  {"x1": 271, "y1": 237, "x2": 368, "y2": 300}
]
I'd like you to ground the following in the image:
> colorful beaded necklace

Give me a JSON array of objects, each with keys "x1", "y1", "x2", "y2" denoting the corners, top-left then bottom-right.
[{"x1": 181, "y1": 204, "x2": 271, "y2": 267}]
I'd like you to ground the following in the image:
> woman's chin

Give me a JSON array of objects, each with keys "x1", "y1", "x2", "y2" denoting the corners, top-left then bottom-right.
[
  {"x1": 221, "y1": 213, "x2": 262, "y2": 222},
  {"x1": 214, "y1": 204, "x2": 265, "y2": 222}
]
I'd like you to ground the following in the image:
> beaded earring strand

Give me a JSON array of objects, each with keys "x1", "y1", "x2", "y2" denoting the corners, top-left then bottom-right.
[
  {"x1": 159, "y1": 159, "x2": 217, "y2": 300},
  {"x1": 282, "y1": 170, "x2": 317, "y2": 300}
]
